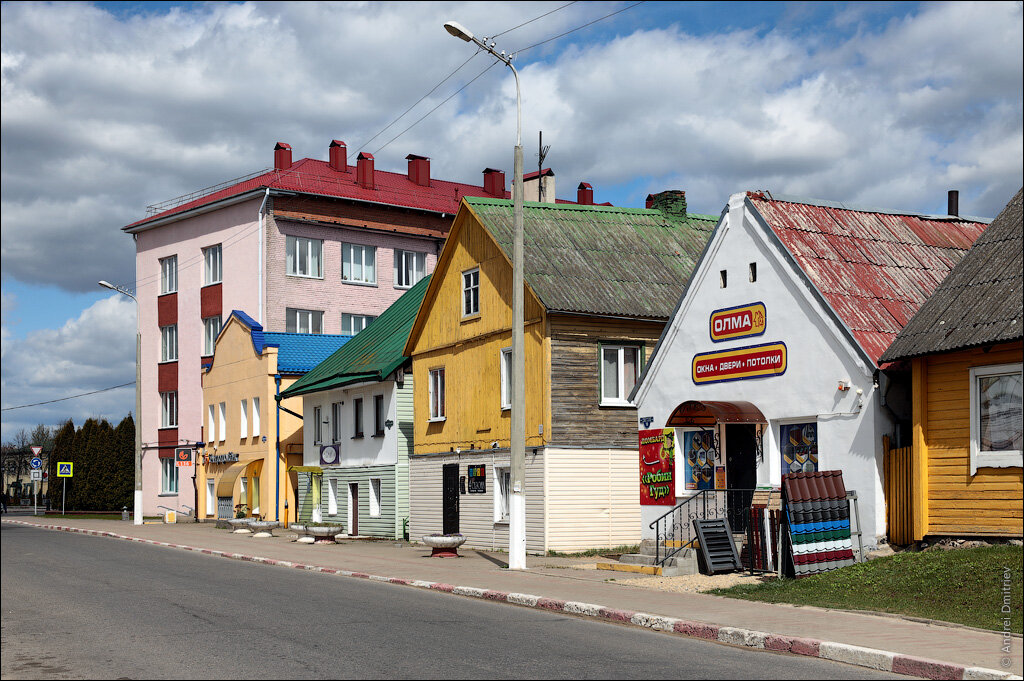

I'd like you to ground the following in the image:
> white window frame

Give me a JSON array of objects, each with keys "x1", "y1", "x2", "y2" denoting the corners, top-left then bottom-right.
[
  {"x1": 369, "y1": 477, "x2": 382, "y2": 517},
  {"x1": 251, "y1": 475, "x2": 260, "y2": 516},
  {"x1": 331, "y1": 401, "x2": 344, "y2": 443},
  {"x1": 160, "y1": 391, "x2": 178, "y2": 428},
  {"x1": 313, "y1": 405, "x2": 323, "y2": 445},
  {"x1": 494, "y1": 465, "x2": 511, "y2": 523},
  {"x1": 252, "y1": 397, "x2": 261, "y2": 438},
  {"x1": 208, "y1": 404, "x2": 216, "y2": 443},
  {"x1": 206, "y1": 479, "x2": 215, "y2": 516},
  {"x1": 161, "y1": 457, "x2": 178, "y2": 495},
  {"x1": 969, "y1": 363, "x2": 1023, "y2": 475},
  {"x1": 500, "y1": 347, "x2": 512, "y2": 411},
  {"x1": 203, "y1": 244, "x2": 222, "y2": 285},
  {"x1": 286, "y1": 236, "x2": 323, "y2": 278},
  {"x1": 160, "y1": 255, "x2": 177, "y2": 294},
  {"x1": 203, "y1": 316, "x2": 222, "y2": 357},
  {"x1": 342, "y1": 313, "x2": 376, "y2": 336},
  {"x1": 240, "y1": 399, "x2": 248, "y2": 440},
  {"x1": 218, "y1": 402, "x2": 226, "y2": 444},
  {"x1": 328, "y1": 478, "x2": 339, "y2": 516},
  {"x1": 600, "y1": 344, "x2": 641, "y2": 407},
  {"x1": 160, "y1": 324, "x2": 178, "y2": 362},
  {"x1": 286, "y1": 308, "x2": 323, "y2": 334},
  {"x1": 462, "y1": 267, "x2": 480, "y2": 317},
  {"x1": 342, "y1": 243, "x2": 377, "y2": 285},
  {"x1": 394, "y1": 249, "x2": 426, "y2": 289},
  {"x1": 428, "y1": 367, "x2": 446, "y2": 421}
]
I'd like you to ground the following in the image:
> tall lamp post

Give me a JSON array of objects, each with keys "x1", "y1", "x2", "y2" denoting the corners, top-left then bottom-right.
[
  {"x1": 99, "y1": 280, "x2": 143, "y2": 526},
  {"x1": 444, "y1": 21, "x2": 527, "y2": 570}
]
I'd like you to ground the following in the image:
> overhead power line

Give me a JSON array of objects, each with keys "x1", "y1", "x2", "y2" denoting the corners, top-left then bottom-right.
[
  {"x1": 1, "y1": 383, "x2": 135, "y2": 411},
  {"x1": 514, "y1": 1, "x2": 646, "y2": 54}
]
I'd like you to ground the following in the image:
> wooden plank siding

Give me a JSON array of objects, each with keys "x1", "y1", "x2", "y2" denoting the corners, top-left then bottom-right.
[
  {"x1": 320, "y1": 466, "x2": 398, "y2": 538},
  {"x1": 549, "y1": 315, "x2": 665, "y2": 449},
  {"x1": 395, "y1": 377, "x2": 414, "y2": 540},
  {"x1": 409, "y1": 450, "x2": 546, "y2": 553},
  {"x1": 883, "y1": 436, "x2": 914, "y2": 545},
  {"x1": 917, "y1": 342, "x2": 1023, "y2": 538}
]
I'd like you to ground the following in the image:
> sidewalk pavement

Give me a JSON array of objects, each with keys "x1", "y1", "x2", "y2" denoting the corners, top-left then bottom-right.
[{"x1": 4, "y1": 516, "x2": 1020, "y2": 680}]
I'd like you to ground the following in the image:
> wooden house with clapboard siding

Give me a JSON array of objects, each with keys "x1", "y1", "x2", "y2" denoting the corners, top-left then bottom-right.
[
  {"x1": 881, "y1": 188, "x2": 1023, "y2": 540},
  {"x1": 403, "y1": 192, "x2": 717, "y2": 553}
]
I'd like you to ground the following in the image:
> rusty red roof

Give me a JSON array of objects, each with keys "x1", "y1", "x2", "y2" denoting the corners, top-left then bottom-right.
[
  {"x1": 747, "y1": 192, "x2": 989, "y2": 366},
  {"x1": 124, "y1": 156, "x2": 516, "y2": 231}
]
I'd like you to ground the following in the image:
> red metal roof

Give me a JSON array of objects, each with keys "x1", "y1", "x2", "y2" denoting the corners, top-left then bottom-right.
[
  {"x1": 124, "y1": 156, "x2": 514, "y2": 231},
  {"x1": 748, "y1": 193, "x2": 988, "y2": 366}
]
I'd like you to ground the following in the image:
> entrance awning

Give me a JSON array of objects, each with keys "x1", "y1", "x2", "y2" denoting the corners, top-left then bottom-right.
[
  {"x1": 666, "y1": 400, "x2": 766, "y2": 427},
  {"x1": 288, "y1": 465, "x2": 323, "y2": 474},
  {"x1": 215, "y1": 461, "x2": 250, "y2": 497}
]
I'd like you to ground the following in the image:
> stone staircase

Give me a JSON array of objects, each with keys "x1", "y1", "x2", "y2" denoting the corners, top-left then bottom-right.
[{"x1": 596, "y1": 539, "x2": 699, "y2": 576}]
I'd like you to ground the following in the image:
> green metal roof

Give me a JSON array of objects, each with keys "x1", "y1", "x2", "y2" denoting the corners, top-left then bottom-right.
[
  {"x1": 278, "y1": 275, "x2": 431, "y2": 399},
  {"x1": 464, "y1": 197, "x2": 717, "y2": 319}
]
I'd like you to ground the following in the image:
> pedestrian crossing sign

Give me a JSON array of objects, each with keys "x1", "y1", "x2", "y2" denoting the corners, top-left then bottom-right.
[{"x1": 57, "y1": 462, "x2": 73, "y2": 477}]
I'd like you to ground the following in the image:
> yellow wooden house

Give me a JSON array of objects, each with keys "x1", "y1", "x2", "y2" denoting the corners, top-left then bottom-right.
[
  {"x1": 403, "y1": 192, "x2": 717, "y2": 552},
  {"x1": 880, "y1": 188, "x2": 1023, "y2": 541}
]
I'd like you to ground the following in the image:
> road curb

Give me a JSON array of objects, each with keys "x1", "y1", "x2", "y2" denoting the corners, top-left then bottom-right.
[{"x1": 4, "y1": 519, "x2": 1019, "y2": 681}]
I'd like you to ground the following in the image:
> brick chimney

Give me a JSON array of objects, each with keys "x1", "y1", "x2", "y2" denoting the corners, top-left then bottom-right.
[
  {"x1": 577, "y1": 182, "x2": 594, "y2": 205},
  {"x1": 406, "y1": 154, "x2": 430, "y2": 187},
  {"x1": 356, "y1": 152, "x2": 375, "y2": 189},
  {"x1": 649, "y1": 190, "x2": 687, "y2": 218},
  {"x1": 483, "y1": 168, "x2": 505, "y2": 197},
  {"x1": 274, "y1": 142, "x2": 292, "y2": 171},
  {"x1": 329, "y1": 140, "x2": 347, "y2": 172}
]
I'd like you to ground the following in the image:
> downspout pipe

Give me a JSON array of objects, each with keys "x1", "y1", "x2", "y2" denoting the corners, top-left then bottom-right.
[
  {"x1": 275, "y1": 374, "x2": 281, "y2": 522},
  {"x1": 258, "y1": 188, "x2": 270, "y2": 325}
]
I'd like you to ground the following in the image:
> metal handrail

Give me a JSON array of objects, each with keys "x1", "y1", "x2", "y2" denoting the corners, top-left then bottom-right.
[{"x1": 648, "y1": 488, "x2": 762, "y2": 566}]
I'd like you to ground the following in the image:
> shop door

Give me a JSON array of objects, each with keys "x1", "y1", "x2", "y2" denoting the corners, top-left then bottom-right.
[
  {"x1": 442, "y1": 463, "x2": 460, "y2": 535},
  {"x1": 725, "y1": 424, "x2": 757, "y2": 532},
  {"x1": 348, "y1": 483, "x2": 359, "y2": 536}
]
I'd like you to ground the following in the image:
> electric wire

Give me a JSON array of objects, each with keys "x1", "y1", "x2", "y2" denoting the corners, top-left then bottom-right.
[
  {"x1": 1, "y1": 383, "x2": 136, "y2": 411},
  {"x1": 490, "y1": 1, "x2": 578, "y2": 38},
  {"x1": 513, "y1": 1, "x2": 645, "y2": 55}
]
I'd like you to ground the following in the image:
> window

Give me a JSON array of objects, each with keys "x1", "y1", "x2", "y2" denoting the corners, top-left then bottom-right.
[
  {"x1": 331, "y1": 401, "x2": 344, "y2": 443},
  {"x1": 203, "y1": 244, "x2": 222, "y2": 285},
  {"x1": 286, "y1": 236, "x2": 323, "y2": 278},
  {"x1": 369, "y1": 477, "x2": 382, "y2": 517},
  {"x1": 429, "y1": 368, "x2": 446, "y2": 420},
  {"x1": 252, "y1": 397, "x2": 260, "y2": 438},
  {"x1": 240, "y1": 399, "x2": 248, "y2": 439},
  {"x1": 251, "y1": 475, "x2": 260, "y2": 516},
  {"x1": 286, "y1": 308, "x2": 323, "y2": 334},
  {"x1": 206, "y1": 479, "x2": 215, "y2": 516},
  {"x1": 313, "y1": 406, "x2": 323, "y2": 445},
  {"x1": 328, "y1": 478, "x2": 339, "y2": 516},
  {"x1": 600, "y1": 345, "x2": 640, "y2": 406},
  {"x1": 342, "y1": 313, "x2": 376, "y2": 336},
  {"x1": 969, "y1": 363, "x2": 1023, "y2": 475},
  {"x1": 494, "y1": 466, "x2": 511, "y2": 522},
  {"x1": 719, "y1": 269, "x2": 727, "y2": 288},
  {"x1": 218, "y1": 402, "x2": 226, "y2": 443},
  {"x1": 500, "y1": 347, "x2": 513, "y2": 410},
  {"x1": 161, "y1": 391, "x2": 178, "y2": 428},
  {"x1": 462, "y1": 268, "x2": 480, "y2": 316},
  {"x1": 160, "y1": 324, "x2": 178, "y2": 362},
  {"x1": 161, "y1": 457, "x2": 178, "y2": 494},
  {"x1": 749, "y1": 262, "x2": 757, "y2": 282},
  {"x1": 203, "y1": 316, "x2": 222, "y2": 356},
  {"x1": 240, "y1": 477, "x2": 248, "y2": 507},
  {"x1": 394, "y1": 249, "x2": 426, "y2": 288},
  {"x1": 160, "y1": 255, "x2": 177, "y2": 294},
  {"x1": 342, "y1": 243, "x2": 376, "y2": 284},
  {"x1": 373, "y1": 394, "x2": 385, "y2": 436},
  {"x1": 208, "y1": 404, "x2": 216, "y2": 443},
  {"x1": 353, "y1": 398, "x2": 364, "y2": 437}
]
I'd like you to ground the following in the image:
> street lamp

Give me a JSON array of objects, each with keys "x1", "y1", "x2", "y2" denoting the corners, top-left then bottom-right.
[
  {"x1": 444, "y1": 20, "x2": 527, "y2": 570},
  {"x1": 99, "y1": 280, "x2": 143, "y2": 526}
]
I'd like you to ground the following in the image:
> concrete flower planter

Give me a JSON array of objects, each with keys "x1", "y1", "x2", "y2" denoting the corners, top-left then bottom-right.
[
  {"x1": 421, "y1": 534, "x2": 466, "y2": 558},
  {"x1": 306, "y1": 525, "x2": 345, "y2": 544},
  {"x1": 289, "y1": 524, "x2": 314, "y2": 544},
  {"x1": 248, "y1": 520, "x2": 280, "y2": 538},
  {"x1": 227, "y1": 518, "x2": 255, "y2": 534}
]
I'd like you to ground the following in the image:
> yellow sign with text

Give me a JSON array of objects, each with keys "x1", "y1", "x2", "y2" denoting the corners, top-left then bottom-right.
[{"x1": 709, "y1": 302, "x2": 767, "y2": 342}]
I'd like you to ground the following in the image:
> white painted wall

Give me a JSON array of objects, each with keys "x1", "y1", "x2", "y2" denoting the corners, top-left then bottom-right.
[
  {"x1": 301, "y1": 381, "x2": 398, "y2": 468},
  {"x1": 635, "y1": 193, "x2": 891, "y2": 546}
]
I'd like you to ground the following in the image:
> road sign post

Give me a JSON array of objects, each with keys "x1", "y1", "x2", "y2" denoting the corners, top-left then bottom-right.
[{"x1": 57, "y1": 462, "x2": 73, "y2": 515}]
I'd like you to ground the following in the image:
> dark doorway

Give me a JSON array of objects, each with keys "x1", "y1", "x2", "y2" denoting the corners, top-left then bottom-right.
[
  {"x1": 725, "y1": 424, "x2": 758, "y2": 532},
  {"x1": 348, "y1": 482, "x2": 359, "y2": 536},
  {"x1": 442, "y1": 463, "x2": 460, "y2": 535}
]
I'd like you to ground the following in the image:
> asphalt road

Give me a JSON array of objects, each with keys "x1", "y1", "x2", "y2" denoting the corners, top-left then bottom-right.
[{"x1": 1, "y1": 523, "x2": 905, "y2": 679}]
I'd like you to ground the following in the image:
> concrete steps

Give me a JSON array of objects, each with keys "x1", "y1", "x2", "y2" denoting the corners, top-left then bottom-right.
[{"x1": 596, "y1": 539, "x2": 698, "y2": 576}]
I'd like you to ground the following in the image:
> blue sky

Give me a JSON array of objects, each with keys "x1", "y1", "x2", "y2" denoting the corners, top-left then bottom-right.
[{"x1": 2, "y1": 1, "x2": 1021, "y2": 439}]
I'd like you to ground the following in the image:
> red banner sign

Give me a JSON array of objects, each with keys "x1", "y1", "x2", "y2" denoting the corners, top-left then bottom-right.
[
  {"x1": 710, "y1": 302, "x2": 766, "y2": 342},
  {"x1": 639, "y1": 429, "x2": 676, "y2": 505},
  {"x1": 692, "y1": 342, "x2": 787, "y2": 385}
]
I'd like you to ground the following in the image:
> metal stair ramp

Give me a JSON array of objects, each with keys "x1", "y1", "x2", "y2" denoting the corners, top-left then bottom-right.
[{"x1": 692, "y1": 518, "x2": 742, "y2": 574}]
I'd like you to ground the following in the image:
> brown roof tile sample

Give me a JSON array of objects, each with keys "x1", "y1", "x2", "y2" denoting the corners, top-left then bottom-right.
[{"x1": 881, "y1": 188, "x2": 1023, "y2": 362}]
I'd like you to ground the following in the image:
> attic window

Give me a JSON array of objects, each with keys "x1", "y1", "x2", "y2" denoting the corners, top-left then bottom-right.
[
  {"x1": 720, "y1": 270, "x2": 728, "y2": 289},
  {"x1": 749, "y1": 263, "x2": 757, "y2": 282}
]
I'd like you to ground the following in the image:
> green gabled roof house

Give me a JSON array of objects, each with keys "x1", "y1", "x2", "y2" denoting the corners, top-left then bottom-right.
[{"x1": 278, "y1": 275, "x2": 430, "y2": 537}]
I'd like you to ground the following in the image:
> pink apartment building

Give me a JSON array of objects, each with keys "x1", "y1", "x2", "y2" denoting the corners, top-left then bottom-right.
[{"x1": 123, "y1": 140, "x2": 599, "y2": 516}]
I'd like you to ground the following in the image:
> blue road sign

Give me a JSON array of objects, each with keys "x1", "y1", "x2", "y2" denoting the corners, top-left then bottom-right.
[
  {"x1": 57, "y1": 462, "x2": 73, "y2": 477},
  {"x1": 30, "y1": 457, "x2": 42, "y2": 470}
]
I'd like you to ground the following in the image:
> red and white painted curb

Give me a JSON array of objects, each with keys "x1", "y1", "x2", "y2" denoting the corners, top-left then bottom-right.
[{"x1": 5, "y1": 520, "x2": 1019, "y2": 681}]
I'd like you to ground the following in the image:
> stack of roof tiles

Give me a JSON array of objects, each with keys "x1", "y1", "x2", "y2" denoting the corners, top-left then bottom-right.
[{"x1": 782, "y1": 470, "x2": 856, "y2": 577}]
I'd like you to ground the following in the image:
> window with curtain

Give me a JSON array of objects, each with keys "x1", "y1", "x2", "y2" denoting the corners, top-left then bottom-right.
[
  {"x1": 286, "y1": 308, "x2": 323, "y2": 334},
  {"x1": 600, "y1": 345, "x2": 640, "y2": 406},
  {"x1": 394, "y1": 249, "x2": 426, "y2": 288},
  {"x1": 160, "y1": 255, "x2": 177, "y2": 294},
  {"x1": 429, "y1": 368, "x2": 445, "y2": 420},
  {"x1": 203, "y1": 244, "x2": 222, "y2": 285},
  {"x1": 160, "y1": 325, "x2": 178, "y2": 362},
  {"x1": 203, "y1": 316, "x2": 222, "y2": 356},
  {"x1": 161, "y1": 457, "x2": 178, "y2": 494},
  {"x1": 341, "y1": 313, "x2": 375, "y2": 336},
  {"x1": 160, "y1": 392, "x2": 177, "y2": 428},
  {"x1": 342, "y1": 243, "x2": 376, "y2": 284},
  {"x1": 286, "y1": 236, "x2": 323, "y2": 278}
]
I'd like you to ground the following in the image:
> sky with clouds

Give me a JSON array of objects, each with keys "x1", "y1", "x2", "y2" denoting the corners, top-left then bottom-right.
[{"x1": 1, "y1": 1, "x2": 1022, "y2": 441}]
